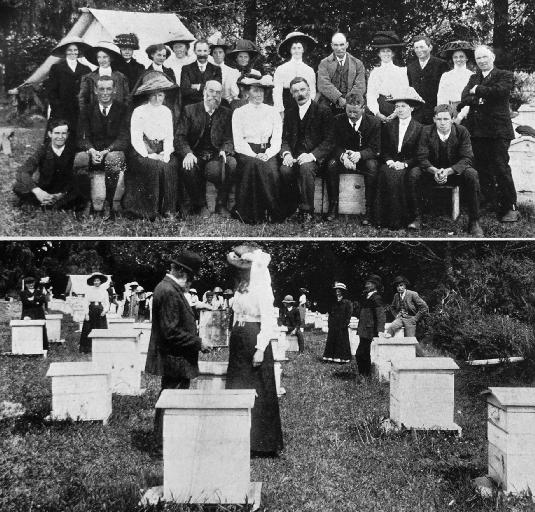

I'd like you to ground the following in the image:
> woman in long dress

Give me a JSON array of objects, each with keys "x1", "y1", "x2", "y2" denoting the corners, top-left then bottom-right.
[
  {"x1": 123, "y1": 72, "x2": 181, "y2": 220},
  {"x1": 322, "y1": 282, "x2": 353, "y2": 363},
  {"x1": 19, "y1": 276, "x2": 49, "y2": 351},
  {"x1": 79, "y1": 272, "x2": 109, "y2": 354},
  {"x1": 273, "y1": 32, "x2": 317, "y2": 115},
  {"x1": 232, "y1": 75, "x2": 283, "y2": 223},
  {"x1": 225, "y1": 245, "x2": 283, "y2": 456}
]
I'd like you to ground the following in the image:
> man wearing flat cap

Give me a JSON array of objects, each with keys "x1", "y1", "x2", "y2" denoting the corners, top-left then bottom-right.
[
  {"x1": 145, "y1": 250, "x2": 211, "y2": 444},
  {"x1": 280, "y1": 295, "x2": 305, "y2": 353}
]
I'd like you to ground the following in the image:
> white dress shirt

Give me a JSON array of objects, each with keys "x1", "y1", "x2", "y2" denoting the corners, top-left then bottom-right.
[
  {"x1": 437, "y1": 130, "x2": 451, "y2": 142},
  {"x1": 397, "y1": 117, "x2": 411, "y2": 152},
  {"x1": 298, "y1": 98, "x2": 312, "y2": 119},
  {"x1": 51, "y1": 145, "x2": 65, "y2": 157},
  {"x1": 348, "y1": 116, "x2": 363, "y2": 132},
  {"x1": 273, "y1": 58, "x2": 317, "y2": 112},
  {"x1": 366, "y1": 61, "x2": 409, "y2": 115},
  {"x1": 130, "y1": 104, "x2": 174, "y2": 160},
  {"x1": 217, "y1": 62, "x2": 240, "y2": 102},
  {"x1": 152, "y1": 63, "x2": 164, "y2": 72}
]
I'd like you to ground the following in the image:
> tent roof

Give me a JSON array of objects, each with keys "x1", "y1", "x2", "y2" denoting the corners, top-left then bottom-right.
[
  {"x1": 22, "y1": 7, "x2": 195, "y2": 87},
  {"x1": 66, "y1": 274, "x2": 112, "y2": 295}
]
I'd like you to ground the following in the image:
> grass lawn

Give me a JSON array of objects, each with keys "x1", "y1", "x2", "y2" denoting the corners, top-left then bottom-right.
[
  {"x1": 1, "y1": 313, "x2": 535, "y2": 511},
  {"x1": 1, "y1": 108, "x2": 534, "y2": 238}
]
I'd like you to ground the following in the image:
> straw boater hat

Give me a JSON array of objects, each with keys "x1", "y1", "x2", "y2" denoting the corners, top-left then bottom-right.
[
  {"x1": 209, "y1": 38, "x2": 231, "y2": 51},
  {"x1": 170, "y1": 250, "x2": 203, "y2": 276},
  {"x1": 227, "y1": 39, "x2": 260, "y2": 59},
  {"x1": 226, "y1": 243, "x2": 261, "y2": 269},
  {"x1": 133, "y1": 71, "x2": 178, "y2": 96},
  {"x1": 439, "y1": 40, "x2": 476, "y2": 61},
  {"x1": 85, "y1": 41, "x2": 123, "y2": 66},
  {"x1": 333, "y1": 282, "x2": 347, "y2": 290},
  {"x1": 87, "y1": 272, "x2": 108, "y2": 286},
  {"x1": 277, "y1": 31, "x2": 318, "y2": 58},
  {"x1": 114, "y1": 33, "x2": 140, "y2": 50},
  {"x1": 51, "y1": 36, "x2": 93, "y2": 58},
  {"x1": 392, "y1": 275, "x2": 410, "y2": 287},
  {"x1": 129, "y1": 281, "x2": 139, "y2": 289},
  {"x1": 240, "y1": 75, "x2": 274, "y2": 88},
  {"x1": 370, "y1": 31, "x2": 405, "y2": 49},
  {"x1": 145, "y1": 43, "x2": 171, "y2": 60},
  {"x1": 387, "y1": 87, "x2": 425, "y2": 107},
  {"x1": 282, "y1": 294, "x2": 295, "y2": 303},
  {"x1": 213, "y1": 287, "x2": 223, "y2": 294}
]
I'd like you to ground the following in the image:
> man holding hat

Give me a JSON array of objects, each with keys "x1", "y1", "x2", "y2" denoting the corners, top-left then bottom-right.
[
  {"x1": 209, "y1": 38, "x2": 240, "y2": 105},
  {"x1": 280, "y1": 295, "x2": 305, "y2": 353},
  {"x1": 145, "y1": 250, "x2": 211, "y2": 444},
  {"x1": 386, "y1": 276, "x2": 428, "y2": 339},
  {"x1": 113, "y1": 33, "x2": 145, "y2": 90}
]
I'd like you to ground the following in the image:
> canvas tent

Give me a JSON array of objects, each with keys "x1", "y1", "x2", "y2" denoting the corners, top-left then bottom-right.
[
  {"x1": 66, "y1": 275, "x2": 112, "y2": 296},
  {"x1": 22, "y1": 7, "x2": 195, "y2": 87}
]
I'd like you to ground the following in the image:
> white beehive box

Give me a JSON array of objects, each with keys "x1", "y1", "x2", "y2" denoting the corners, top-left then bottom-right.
[
  {"x1": 48, "y1": 299, "x2": 67, "y2": 313},
  {"x1": 305, "y1": 311, "x2": 316, "y2": 326},
  {"x1": 509, "y1": 136, "x2": 535, "y2": 205},
  {"x1": 390, "y1": 357, "x2": 460, "y2": 431},
  {"x1": 156, "y1": 390, "x2": 261, "y2": 507},
  {"x1": 321, "y1": 314, "x2": 329, "y2": 333},
  {"x1": 191, "y1": 361, "x2": 228, "y2": 391},
  {"x1": 45, "y1": 314, "x2": 63, "y2": 343},
  {"x1": 371, "y1": 336, "x2": 418, "y2": 382},
  {"x1": 348, "y1": 327, "x2": 360, "y2": 355},
  {"x1": 89, "y1": 328, "x2": 142, "y2": 395},
  {"x1": 107, "y1": 317, "x2": 136, "y2": 330},
  {"x1": 285, "y1": 334, "x2": 299, "y2": 352},
  {"x1": 46, "y1": 362, "x2": 112, "y2": 423},
  {"x1": 384, "y1": 322, "x2": 405, "y2": 338},
  {"x1": 10, "y1": 319, "x2": 46, "y2": 355},
  {"x1": 132, "y1": 322, "x2": 152, "y2": 368},
  {"x1": 314, "y1": 313, "x2": 322, "y2": 329},
  {"x1": 483, "y1": 387, "x2": 535, "y2": 495},
  {"x1": 314, "y1": 174, "x2": 366, "y2": 215}
]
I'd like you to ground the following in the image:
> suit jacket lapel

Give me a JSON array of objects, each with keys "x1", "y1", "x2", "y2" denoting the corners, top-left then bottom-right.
[{"x1": 401, "y1": 118, "x2": 416, "y2": 151}]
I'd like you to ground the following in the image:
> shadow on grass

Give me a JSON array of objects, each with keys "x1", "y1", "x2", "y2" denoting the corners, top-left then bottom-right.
[{"x1": 331, "y1": 369, "x2": 356, "y2": 381}]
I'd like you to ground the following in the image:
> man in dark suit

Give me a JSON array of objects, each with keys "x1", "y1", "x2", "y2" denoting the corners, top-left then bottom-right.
[
  {"x1": 317, "y1": 32, "x2": 366, "y2": 113},
  {"x1": 279, "y1": 295, "x2": 305, "y2": 353},
  {"x1": 180, "y1": 40, "x2": 223, "y2": 108},
  {"x1": 406, "y1": 35, "x2": 449, "y2": 124},
  {"x1": 408, "y1": 104, "x2": 483, "y2": 236},
  {"x1": 325, "y1": 92, "x2": 381, "y2": 224},
  {"x1": 280, "y1": 76, "x2": 335, "y2": 221},
  {"x1": 385, "y1": 276, "x2": 428, "y2": 338},
  {"x1": 175, "y1": 80, "x2": 236, "y2": 218},
  {"x1": 461, "y1": 45, "x2": 519, "y2": 222},
  {"x1": 74, "y1": 76, "x2": 129, "y2": 217},
  {"x1": 145, "y1": 251, "x2": 211, "y2": 445}
]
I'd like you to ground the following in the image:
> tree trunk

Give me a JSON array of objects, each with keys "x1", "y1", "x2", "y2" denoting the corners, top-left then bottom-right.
[
  {"x1": 242, "y1": 0, "x2": 257, "y2": 42},
  {"x1": 493, "y1": 0, "x2": 510, "y2": 67}
]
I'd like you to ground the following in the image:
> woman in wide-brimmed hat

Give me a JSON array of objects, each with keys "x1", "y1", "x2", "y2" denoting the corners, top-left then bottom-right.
[
  {"x1": 376, "y1": 87, "x2": 425, "y2": 229},
  {"x1": 113, "y1": 33, "x2": 145, "y2": 90},
  {"x1": 164, "y1": 36, "x2": 196, "y2": 84},
  {"x1": 123, "y1": 71, "x2": 181, "y2": 220},
  {"x1": 19, "y1": 276, "x2": 49, "y2": 352},
  {"x1": 227, "y1": 39, "x2": 261, "y2": 78},
  {"x1": 232, "y1": 75, "x2": 284, "y2": 224},
  {"x1": 273, "y1": 31, "x2": 317, "y2": 114},
  {"x1": 366, "y1": 31, "x2": 409, "y2": 122},
  {"x1": 225, "y1": 245, "x2": 284, "y2": 456},
  {"x1": 79, "y1": 272, "x2": 109, "y2": 353},
  {"x1": 437, "y1": 40, "x2": 476, "y2": 123},
  {"x1": 46, "y1": 36, "x2": 93, "y2": 133},
  {"x1": 322, "y1": 282, "x2": 353, "y2": 363},
  {"x1": 209, "y1": 38, "x2": 241, "y2": 105}
]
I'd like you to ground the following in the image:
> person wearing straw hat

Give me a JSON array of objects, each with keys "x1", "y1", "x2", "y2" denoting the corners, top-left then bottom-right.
[
  {"x1": 174, "y1": 80, "x2": 236, "y2": 219},
  {"x1": 46, "y1": 36, "x2": 92, "y2": 134},
  {"x1": 209, "y1": 38, "x2": 240, "y2": 105},
  {"x1": 355, "y1": 275, "x2": 385, "y2": 378},
  {"x1": 230, "y1": 70, "x2": 262, "y2": 111},
  {"x1": 19, "y1": 276, "x2": 49, "y2": 352},
  {"x1": 227, "y1": 39, "x2": 261, "y2": 78},
  {"x1": 145, "y1": 44, "x2": 177, "y2": 84},
  {"x1": 123, "y1": 72, "x2": 182, "y2": 220},
  {"x1": 78, "y1": 41, "x2": 130, "y2": 116},
  {"x1": 375, "y1": 87, "x2": 424, "y2": 229},
  {"x1": 225, "y1": 244, "x2": 283, "y2": 456},
  {"x1": 165, "y1": 37, "x2": 196, "y2": 85},
  {"x1": 74, "y1": 75, "x2": 129, "y2": 218},
  {"x1": 273, "y1": 31, "x2": 317, "y2": 115},
  {"x1": 322, "y1": 282, "x2": 353, "y2": 363},
  {"x1": 79, "y1": 272, "x2": 109, "y2": 353},
  {"x1": 180, "y1": 40, "x2": 222, "y2": 108},
  {"x1": 437, "y1": 40, "x2": 475, "y2": 124},
  {"x1": 366, "y1": 31, "x2": 409, "y2": 122},
  {"x1": 232, "y1": 74, "x2": 284, "y2": 223},
  {"x1": 113, "y1": 33, "x2": 145, "y2": 90},
  {"x1": 280, "y1": 294, "x2": 305, "y2": 353}
]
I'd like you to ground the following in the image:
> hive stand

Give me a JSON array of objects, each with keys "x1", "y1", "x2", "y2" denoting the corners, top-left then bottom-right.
[{"x1": 45, "y1": 314, "x2": 63, "y2": 343}]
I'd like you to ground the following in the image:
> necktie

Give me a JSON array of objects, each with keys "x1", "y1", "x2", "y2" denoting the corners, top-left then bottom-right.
[{"x1": 102, "y1": 106, "x2": 108, "y2": 117}]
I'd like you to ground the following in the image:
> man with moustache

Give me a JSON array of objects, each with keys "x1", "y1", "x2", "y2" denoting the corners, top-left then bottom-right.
[
  {"x1": 279, "y1": 76, "x2": 335, "y2": 221},
  {"x1": 175, "y1": 80, "x2": 236, "y2": 218},
  {"x1": 180, "y1": 40, "x2": 222, "y2": 108}
]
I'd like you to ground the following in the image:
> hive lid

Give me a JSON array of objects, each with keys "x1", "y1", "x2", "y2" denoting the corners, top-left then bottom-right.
[
  {"x1": 88, "y1": 328, "x2": 139, "y2": 338},
  {"x1": 45, "y1": 314, "x2": 63, "y2": 320},
  {"x1": 374, "y1": 336, "x2": 418, "y2": 345},
  {"x1": 10, "y1": 319, "x2": 46, "y2": 326},
  {"x1": 482, "y1": 387, "x2": 535, "y2": 407},
  {"x1": 156, "y1": 389, "x2": 256, "y2": 409},
  {"x1": 108, "y1": 318, "x2": 135, "y2": 322},
  {"x1": 132, "y1": 322, "x2": 152, "y2": 329},
  {"x1": 392, "y1": 357, "x2": 459, "y2": 371},
  {"x1": 46, "y1": 361, "x2": 110, "y2": 377}
]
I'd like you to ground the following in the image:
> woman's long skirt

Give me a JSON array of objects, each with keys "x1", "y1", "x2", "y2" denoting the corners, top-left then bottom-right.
[
  {"x1": 323, "y1": 325, "x2": 351, "y2": 362},
  {"x1": 226, "y1": 322, "x2": 284, "y2": 454},
  {"x1": 79, "y1": 303, "x2": 108, "y2": 353},
  {"x1": 376, "y1": 163, "x2": 409, "y2": 230}
]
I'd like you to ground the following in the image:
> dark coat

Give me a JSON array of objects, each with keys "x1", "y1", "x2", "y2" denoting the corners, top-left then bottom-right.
[
  {"x1": 416, "y1": 123, "x2": 474, "y2": 175},
  {"x1": 280, "y1": 306, "x2": 302, "y2": 330},
  {"x1": 77, "y1": 100, "x2": 129, "y2": 152},
  {"x1": 332, "y1": 112, "x2": 381, "y2": 161},
  {"x1": 174, "y1": 102, "x2": 233, "y2": 157},
  {"x1": 145, "y1": 276, "x2": 202, "y2": 379},
  {"x1": 78, "y1": 70, "x2": 130, "y2": 115},
  {"x1": 147, "y1": 63, "x2": 177, "y2": 84},
  {"x1": 46, "y1": 60, "x2": 91, "y2": 127},
  {"x1": 180, "y1": 61, "x2": 222, "y2": 106},
  {"x1": 328, "y1": 298, "x2": 353, "y2": 329},
  {"x1": 20, "y1": 289, "x2": 47, "y2": 320},
  {"x1": 460, "y1": 67, "x2": 515, "y2": 140},
  {"x1": 280, "y1": 100, "x2": 335, "y2": 163},
  {"x1": 390, "y1": 289, "x2": 428, "y2": 321},
  {"x1": 116, "y1": 58, "x2": 146, "y2": 90},
  {"x1": 381, "y1": 117, "x2": 423, "y2": 168},
  {"x1": 357, "y1": 292, "x2": 385, "y2": 339}
]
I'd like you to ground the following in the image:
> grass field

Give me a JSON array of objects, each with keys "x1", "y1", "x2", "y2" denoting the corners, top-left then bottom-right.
[
  {"x1": 1, "y1": 313, "x2": 535, "y2": 511},
  {"x1": 1, "y1": 109, "x2": 534, "y2": 238}
]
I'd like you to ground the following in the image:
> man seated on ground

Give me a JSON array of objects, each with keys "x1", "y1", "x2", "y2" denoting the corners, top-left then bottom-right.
[
  {"x1": 175, "y1": 80, "x2": 236, "y2": 218},
  {"x1": 13, "y1": 119, "x2": 88, "y2": 210},
  {"x1": 280, "y1": 76, "x2": 335, "y2": 222},
  {"x1": 408, "y1": 104, "x2": 483, "y2": 236},
  {"x1": 280, "y1": 295, "x2": 305, "y2": 353},
  {"x1": 74, "y1": 76, "x2": 129, "y2": 217},
  {"x1": 325, "y1": 92, "x2": 381, "y2": 224}
]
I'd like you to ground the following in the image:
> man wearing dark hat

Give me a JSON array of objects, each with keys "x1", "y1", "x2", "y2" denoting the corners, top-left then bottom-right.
[
  {"x1": 113, "y1": 33, "x2": 145, "y2": 90},
  {"x1": 280, "y1": 295, "x2": 305, "y2": 353},
  {"x1": 280, "y1": 76, "x2": 335, "y2": 221},
  {"x1": 180, "y1": 40, "x2": 222, "y2": 108},
  {"x1": 145, "y1": 250, "x2": 211, "y2": 445},
  {"x1": 325, "y1": 92, "x2": 381, "y2": 224},
  {"x1": 317, "y1": 32, "x2": 366, "y2": 114},
  {"x1": 175, "y1": 80, "x2": 236, "y2": 218},
  {"x1": 210, "y1": 38, "x2": 240, "y2": 105},
  {"x1": 409, "y1": 104, "x2": 483, "y2": 236},
  {"x1": 386, "y1": 276, "x2": 428, "y2": 338}
]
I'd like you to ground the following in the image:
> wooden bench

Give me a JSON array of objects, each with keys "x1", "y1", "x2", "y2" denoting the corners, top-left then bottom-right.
[
  {"x1": 433, "y1": 185, "x2": 460, "y2": 221},
  {"x1": 314, "y1": 174, "x2": 366, "y2": 215}
]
